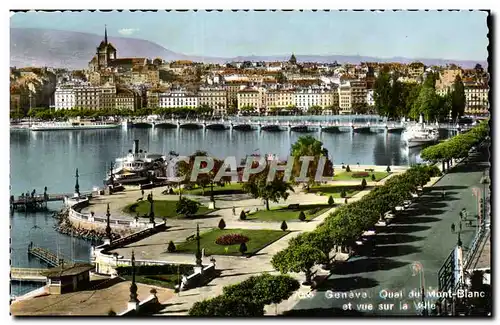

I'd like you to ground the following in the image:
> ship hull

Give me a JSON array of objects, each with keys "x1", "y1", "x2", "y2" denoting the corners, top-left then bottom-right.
[{"x1": 30, "y1": 124, "x2": 121, "y2": 131}]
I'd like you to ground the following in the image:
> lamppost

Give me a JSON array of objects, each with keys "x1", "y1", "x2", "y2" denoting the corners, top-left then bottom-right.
[
  {"x1": 480, "y1": 173, "x2": 489, "y2": 230},
  {"x1": 74, "y1": 168, "x2": 80, "y2": 197}
]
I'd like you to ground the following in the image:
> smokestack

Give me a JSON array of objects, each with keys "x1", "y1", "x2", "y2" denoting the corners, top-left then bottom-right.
[{"x1": 133, "y1": 140, "x2": 139, "y2": 155}]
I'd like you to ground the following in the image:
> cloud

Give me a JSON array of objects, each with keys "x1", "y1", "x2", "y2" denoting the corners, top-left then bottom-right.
[{"x1": 118, "y1": 28, "x2": 139, "y2": 36}]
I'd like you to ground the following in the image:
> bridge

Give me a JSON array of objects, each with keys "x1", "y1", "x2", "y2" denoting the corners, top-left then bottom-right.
[
  {"x1": 10, "y1": 268, "x2": 47, "y2": 282},
  {"x1": 128, "y1": 118, "x2": 469, "y2": 133}
]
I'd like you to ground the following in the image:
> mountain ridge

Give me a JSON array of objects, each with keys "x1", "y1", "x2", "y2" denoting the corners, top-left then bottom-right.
[{"x1": 10, "y1": 28, "x2": 487, "y2": 69}]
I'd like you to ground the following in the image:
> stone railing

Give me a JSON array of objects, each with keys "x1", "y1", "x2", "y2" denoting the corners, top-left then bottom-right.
[{"x1": 67, "y1": 198, "x2": 152, "y2": 230}]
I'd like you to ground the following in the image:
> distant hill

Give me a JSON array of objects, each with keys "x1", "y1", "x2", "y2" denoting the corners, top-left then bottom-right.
[{"x1": 10, "y1": 28, "x2": 487, "y2": 69}]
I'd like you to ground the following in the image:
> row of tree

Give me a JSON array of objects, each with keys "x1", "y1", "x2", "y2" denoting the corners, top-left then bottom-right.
[
  {"x1": 374, "y1": 70, "x2": 467, "y2": 120},
  {"x1": 420, "y1": 121, "x2": 489, "y2": 170},
  {"x1": 188, "y1": 273, "x2": 300, "y2": 316},
  {"x1": 270, "y1": 164, "x2": 441, "y2": 284}
]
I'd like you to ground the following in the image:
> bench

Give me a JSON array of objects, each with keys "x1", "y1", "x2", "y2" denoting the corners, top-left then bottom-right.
[
  {"x1": 288, "y1": 204, "x2": 300, "y2": 209},
  {"x1": 364, "y1": 168, "x2": 375, "y2": 172}
]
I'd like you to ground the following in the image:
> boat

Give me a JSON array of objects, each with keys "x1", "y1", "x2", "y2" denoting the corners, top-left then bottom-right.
[
  {"x1": 30, "y1": 119, "x2": 120, "y2": 131},
  {"x1": 402, "y1": 115, "x2": 439, "y2": 148},
  {"x1": 104, "y1": 140, "x2": 167, "y2": 185}
]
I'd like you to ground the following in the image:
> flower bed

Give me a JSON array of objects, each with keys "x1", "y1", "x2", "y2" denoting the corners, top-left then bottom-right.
[
  {"x1": 351, "y1": 172, "x2": 370, "y2": 178},
  {"x1": 215, "y1": 233, "x2": 250, "y2": 245}
]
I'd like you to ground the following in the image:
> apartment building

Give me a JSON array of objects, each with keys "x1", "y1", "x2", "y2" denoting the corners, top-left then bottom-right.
[
  {"x1": 225, "y1": 82, "x2": 247, "y2": 108},
  {"x1": 237, "y1": 87, "x2": 262, "y2": 112},
  {"x1": 349, "y1": 80, "x2": 367, "y2": 107},
  {"x1": 54, "y1": 85, "x2": 76, "y2": 110},
  {"x1": 436, "y1": 67, "x2": 463, "y2": 94},
  {"x1": 116, "y1": 88, "x2": 140, "y2": 111},
  {"x1": 198, "y1": 87, "x2": 227, "y2": 116},
  {"x1": 158, "y1": 90, "x2": 198, "y2": 109},
  {"x1": 294, "y1": 89, "x2": 336, "y2": 112},
  {"x1": 465, "y1": 84, "x2": 489, "y2": 115},
  {"x1": 265, "y1": 90, "x2": 295, "y2": 109},
  {"x1": 407, "y1": 62, "x2": 425, "y2": 80},
  {"x1": 339, "y1": 83, "x2": 352, "y2": 113}
]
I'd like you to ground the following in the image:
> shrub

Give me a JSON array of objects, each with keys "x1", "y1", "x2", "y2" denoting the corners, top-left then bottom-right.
[
  {"x1": 215, "y1": 233, "x2": 249, "y2": 245},
  {"x1": 328, "y1": 195, "x2": 334, "y2": 206},
  {"x1": 240, "y1": 210, "x2": 247, "y2": 220},
  {"x1": 351, "y1": 172, "x2": 370, "y2": 178},
  {"x1": 281, "y1": 221, "x2": 288, "y2": 231},
  {"x1": 189, "y1": 296, "x2": 264, "y2": 316},
  {"x1": 167, "y1": 240, "x2": 176, "y2": 252},
  {"x1": 116, "y1": 264, "x2": 192, "y2": 276},
  {"x1": 169, "y1": 188, "x2": 174, "y2": 194},
  {"x1": 340, "y1": 189, "x2": 347, "y2": 198},
  {"x1": 308, "y1": 207, "x2": 321, "y2": 215},
  {"x1": 345, "y1": 165, "x2": 351, "y2": 172},
  {"x1": 298, "y1": 211, "x2": 306, "y2": 221},
  {"x1": 361, "y1": 178, "x2": 367, "y2": 189},
  {"x1": 386, "y1": 165, "x2": 391, "y2": 173},
  {"x1": 176, "y1": 197, "x2": 199, "y2": 216},
  {"x1": 239, "y1": 242, "x2": 248, "y2": 255},
  {"x1": 371, "y1": 174, "x2": 376, "y2": 181},
  {"x1": 218, "y1": 218, "x2": 226, "y2": 230}
]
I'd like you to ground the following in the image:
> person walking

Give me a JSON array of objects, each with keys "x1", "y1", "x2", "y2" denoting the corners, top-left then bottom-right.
[
  {"x1": 232, "y1": 206, "x2": 236, "y2": 216},
  {"x1": 451, "y1": 223, "x2": 455, "y2": 233}
]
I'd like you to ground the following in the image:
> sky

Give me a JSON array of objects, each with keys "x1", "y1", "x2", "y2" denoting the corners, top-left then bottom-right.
[{"x1": 10, "y1": 10, "x2": 489, "y2": 60}]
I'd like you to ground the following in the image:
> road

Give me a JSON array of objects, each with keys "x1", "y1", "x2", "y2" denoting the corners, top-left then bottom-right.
[{"x1": 289, "y1": 146, "x2": 490, "y2": 316}]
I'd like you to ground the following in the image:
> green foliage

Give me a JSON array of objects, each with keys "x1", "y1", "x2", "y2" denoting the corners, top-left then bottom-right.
[
  {"x1": 242, "y1": 165, "x2": 294, "y2": 211},
  {"x1": 167, "y1": 241, "x2": 176, "y2": 253},
  {"x1": 290, "y1": 136, "x2": 332, "y2": 186},
  {"x1": 371, "y1": 174, "x2": 376, "y2": 181},
  {"x1": 345, "y1": 165, "x2": 351, "y2": 172},
  {"x1": 280, "y1": 220, "x2": 288, "y2": 231},
  {"x1": 386, "y1": 165, "x2": 391, "y2": 173},
  {"x1": 223, "y1": 273, "x2": 300, "y2": 306},
  {"x1": 361, "y1": 178, "x2": 367, "y2": 189},
  {"x1": 218, "y1": 218, "x2": 226, "y2": 230},
  {"x1": 421, "y1": 122, "x2": 489, "y2": 162},
  {"x1": 328, "y1": 195, "x2": 334, "y2": 206},
  {"x1": 374, "y1": 70, "x2": 392, "y2": 117},
  {"x1": 340, "y1": 189, "x2": 347, "y2": 198},
  {"x1": 240, "y1": 210, "x2": 247, "y2": 220},
  {"x1": 189, "y1": 295, "x2": 265, "y2": 316},
  {"x1": 115, "y1": 263, "x2": 192, "y2": 276},
  {"x1": 271, "y1": 243, "x2": 325, "y2": 275},
  {"x1": 298, "y1": 211, "x2": 306, "y2": 221},
  {"x1": 451, "y1": 75, "x2": 466, "y2": 119},
  {"x1": 175, "y1": 197, "x2": 199, "y2": 216}
]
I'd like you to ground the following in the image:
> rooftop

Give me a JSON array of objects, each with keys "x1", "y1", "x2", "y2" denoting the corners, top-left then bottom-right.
[{"x1": 41, "y1": 263, "x2": 94, "y2": 277}]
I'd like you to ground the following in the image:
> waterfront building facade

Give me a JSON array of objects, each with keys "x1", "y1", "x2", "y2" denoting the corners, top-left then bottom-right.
[
  {"x1": 198, "y1": 87, "x2": 227, "y2": 116},
  {"x1": 158, "y1": 90, "x2": 198, "y2": 108},
  {"x1": 465, "y1": 84, "x2": 489, "y2": 115}
]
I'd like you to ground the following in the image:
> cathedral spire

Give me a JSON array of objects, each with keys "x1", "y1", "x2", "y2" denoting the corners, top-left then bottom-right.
[{"x1": 104, "y1": 25, "x2": 108, "y2": 45}]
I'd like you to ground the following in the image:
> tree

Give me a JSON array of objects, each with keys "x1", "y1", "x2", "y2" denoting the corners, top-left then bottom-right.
[
  {"x1": 371, "y1": 174, "x2": 376, "y2": 181},
  {"x1": 280, "y1": 220, "x2": 288, "y2": 231},
  {"x1": 291, "y1": 136, "x2": 332, "y2": 190},
  {"x1": 307, "y1": 105, "x2": 322, "y2": 115},
  {"x1": 298, "y1": 211, "x2": 306, "y2": 221},
  {"x1": 239, "y1": 242, "x2": 248, "y2": 255},
  {"x1": 328, "y1": 195, "x2": 334, "y2": 206},
  {"x1": 175, "y1": 197, "x2": 199, "y2": 217},
  {"x1": 223, "y1": 273, "x2": 300, "y2": 306},
  {"x1": 271, "y1": 244, "x2": 325, "y2": 284},
  {"x1": 189, "y1": 295, "x2": 264, "y2": 316},
  {"x1": 409, "y1": 81, "x2": 440, "y2": 121},
  {"x1": 242, "y1": 165, "x2": 294, "y2": 211},
  {"x1": 218, "y1": 218, "x2": 226, "y2": 230},
  {"x1": 340, "y1": 189, "x2": 347, "y2": 198},
  {"x1": 240, "y1": 210, "x2": 247, "y2": 220},
  {"x1": 451, "y1": 75, "x2": 466, "y2": 119},
  {"x1": 386, "y1": 166, "x2": 391, "y2": 173},
  {"x1": 345, "y1": 165, "x2": 351, "y2": 172},
  {"x1": 361, "y1": 178, "x2": 367, "y2": 189},
  {"x1": 373, "y1": 69, "x2": 392, "y2": 117},
  {"x1": 167, "y1": 240, "x2": 176, "y2": 252}
]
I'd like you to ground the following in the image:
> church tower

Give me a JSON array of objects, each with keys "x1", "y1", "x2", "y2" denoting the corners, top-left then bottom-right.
[{"x1": 96, "y1": 25, "x2": 117, "y2": 69}]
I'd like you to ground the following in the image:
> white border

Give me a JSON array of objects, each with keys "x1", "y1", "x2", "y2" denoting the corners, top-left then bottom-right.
[{"x1": 3, "y1": 1, "x2": 498, "y2": 324}]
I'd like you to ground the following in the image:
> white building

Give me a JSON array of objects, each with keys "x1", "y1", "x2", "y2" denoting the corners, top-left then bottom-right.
[
  {"x1": 54, "y1": 86, "x2": 76, "y2": 110},
  {"x1": 366, "y1": 89, "x2": 375, "y2": 107},
  {"x1": 294, "y1": 88, "x2": 336, "y2": 112},
  {"x1": 158, "y1": 90, "x2": 198, "y2": 108},
  {"x1": 465, "y1": 84, "x2": 489, "y2": 115},
  {"x1": 339, "y1": 82, "x2": 352, "y2": 113}
]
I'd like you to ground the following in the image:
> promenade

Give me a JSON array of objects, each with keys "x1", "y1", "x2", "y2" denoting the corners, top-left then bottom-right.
[{"x1": 289, "y1": 146, "x2": 490, "y2": 316}]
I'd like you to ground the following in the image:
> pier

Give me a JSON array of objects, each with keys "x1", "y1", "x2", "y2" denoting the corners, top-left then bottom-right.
[
  {"x1": 10, "y1": 268, "x2": 47, "y2": 282},
  {"x1": 27, "y1": 243, "x2": 64, "y2": 267},
  {"x1": 10, "y1": 188, "x2": 93, "y2": 212}
]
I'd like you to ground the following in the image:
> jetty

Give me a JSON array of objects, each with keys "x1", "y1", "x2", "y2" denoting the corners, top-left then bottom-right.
[
  {"x1": 10, "y1": 268, "x2": 47, "y2": 282},
  {"x1": 27, "y1": 243, "x2": 65, "y2": 267}
]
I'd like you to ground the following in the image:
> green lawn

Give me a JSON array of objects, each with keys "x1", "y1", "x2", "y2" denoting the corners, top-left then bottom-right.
[
  {"x1": 247, "y1": 204, "x2": 331, "y2": 221},
  {"x1": 333, "y1": 170, "x2": 389, "y2": 181},
  {"x1": 123, "y1": 200, "x2": 212, "y2": 219},
  {"x1": 178, "y1": 183, "x2": 245, "y2": 196},
  {"x1": 175, "y1": 228, "x2": 290, "y2": 256},
  {"x1": 122, "y1": 274, "x2": 179, "y2": 289},
  {"x1": 309, "y1": 185, "x2": 361, "y2": 198}
]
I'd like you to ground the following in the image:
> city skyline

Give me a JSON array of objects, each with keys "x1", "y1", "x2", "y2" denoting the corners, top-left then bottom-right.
[{"x1": 11, "y1": 10, "x2": 488, "y2": 61}]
